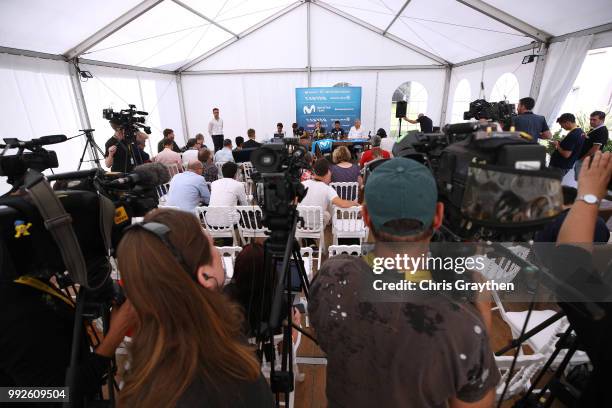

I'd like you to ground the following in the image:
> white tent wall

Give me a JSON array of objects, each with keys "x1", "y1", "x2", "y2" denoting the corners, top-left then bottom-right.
[
  {"x1": 0, "y1": 53, "x2": 83, "y2": 194},
  {"x1": 79, "y1": 64, "x2": 183, "y2": 159},
  {"x1": 181, "y1": 72, "x2": 308, "y2": 145},
  {"x1": 310, "y1": 71, "x2": 379, "y2": 133},
  {"x1": 376, "y1": 69, "x2": 447, "y2": 131},
  {"x1": 446, "y1": 51, "x2": 537, "y2": 124}
]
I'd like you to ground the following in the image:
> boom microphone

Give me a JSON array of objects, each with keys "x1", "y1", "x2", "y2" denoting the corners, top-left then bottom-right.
[{"x1": 109, "y1": 162, "x2": 171, "y2": 187}]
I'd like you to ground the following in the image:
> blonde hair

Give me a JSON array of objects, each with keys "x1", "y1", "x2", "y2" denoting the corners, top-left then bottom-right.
[{"x1": 332, "y1": 146, "x2": 351, "y2": 164}]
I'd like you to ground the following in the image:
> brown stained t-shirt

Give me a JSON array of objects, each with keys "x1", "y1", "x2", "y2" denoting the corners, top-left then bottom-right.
[{"x1": 309, "y1": 255, "x2": 500, "y2": 408}]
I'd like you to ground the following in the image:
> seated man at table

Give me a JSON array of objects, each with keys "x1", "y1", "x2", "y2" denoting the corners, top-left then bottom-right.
[
  {"x1": 330, "y1": 120, "x2": 346, "y2": 139},
  {"x1": 348, "y1": 118, "x2": 367, "y2": 139},
  {"x1": 313, "y1": 121, "x2": 325, "y2": 139},
  {"x1": 299, "y1": 159, "x2": 357, "y2": 225}
]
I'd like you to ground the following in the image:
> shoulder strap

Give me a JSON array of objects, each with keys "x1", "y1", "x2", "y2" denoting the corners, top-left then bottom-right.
[{"x1": 23, "y1": 170, "x2": 89, "y2": 287}]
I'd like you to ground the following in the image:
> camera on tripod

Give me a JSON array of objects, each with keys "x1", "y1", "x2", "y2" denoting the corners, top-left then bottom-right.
[
  {"x1": 103, "y1": 104, "x2": 151, "y2": 143},
  {"x1": 250, "y1": 138, "x2": 309, "y2": 232},
  {"x1": 464, "y1": 99, "x2": 516, "y2": 130}
]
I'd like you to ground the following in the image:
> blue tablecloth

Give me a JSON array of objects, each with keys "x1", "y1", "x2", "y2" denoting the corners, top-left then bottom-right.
[{"x1": 311, "y1": 138, "x2": 370, "y2": 154}]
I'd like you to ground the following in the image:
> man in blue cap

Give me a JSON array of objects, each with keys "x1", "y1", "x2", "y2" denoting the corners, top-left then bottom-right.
[{"x1": 309, "y1": 157, "x2": 499, "y2": 408}]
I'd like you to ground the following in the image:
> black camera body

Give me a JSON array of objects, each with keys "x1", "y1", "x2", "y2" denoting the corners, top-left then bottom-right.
[
  {"x1": 251, "y1": 140, "x2": 309, "y2": 235},
  {"x1": 103, "y1": 104, "x2": 151, "y2": 143},
  {"x1": 393, "y1": 123, "x2": 563, "y2": 240},
  {"x1": 464, "y1": 99, "x2": 516, "y2": 129}
]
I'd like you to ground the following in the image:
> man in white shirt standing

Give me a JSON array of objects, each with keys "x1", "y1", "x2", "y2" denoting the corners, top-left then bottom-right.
[
  {"x1": 209, "y1": 162, "x2": 248, "y2": 207},
  {"x1": 208, "y1": 107, "x2": 224, "y2": 152},
  {"x1": 166, "y1": 160, "x2": 210, "y2": 212},
  {"x1": 300, "y1": 159, "x2": 358, "y2": 225},
  {"x1": 348, "y1": 118, "x2": 367, "y2": 139},
  {"x1": 214, "y1": 139, "x2": 235, "y2": 163}
]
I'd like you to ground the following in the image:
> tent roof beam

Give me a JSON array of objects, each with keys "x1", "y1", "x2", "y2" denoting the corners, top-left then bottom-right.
[
  {"x1": 171, "y1": 0, "x2": 239, "y2": 39},
  {"x1": 382, "y1": 0, "x2": 411, "y2": 35},
  {"x1": 455, "y1": 0, "x2": 551, "y2": 43},
  {"x1": 176, "y1": 0, "x2": 305, "y2": 72},
  {"x1": 64, "y1": 0, "x2": 164, "y2": 60},
  {"x1": 313, "y1": 0, "x2": 449, "y2": 66}
]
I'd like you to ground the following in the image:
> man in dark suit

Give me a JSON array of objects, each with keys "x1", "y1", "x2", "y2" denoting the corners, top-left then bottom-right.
[{"x1": 242, "y1": 128, "x2": 261, "y2": 149}]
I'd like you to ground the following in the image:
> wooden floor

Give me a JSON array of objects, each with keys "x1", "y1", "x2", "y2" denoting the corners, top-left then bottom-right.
[{"x1": 293, "y1": 303, "x2": 559, "y2": 408}]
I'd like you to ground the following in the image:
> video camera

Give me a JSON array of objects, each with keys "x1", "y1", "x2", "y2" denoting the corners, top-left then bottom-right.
[
  {"x1": 250, "y1": 138, "x2": 309, "y2": 233},
  {"x1": 0, "y1": 135, "x2": 169, "y2": 289},
  {"x1": 103, "y1": 104, "x2": 151, "y2": 143},
  {"x1": 0, "y1": 135, "x2": 65, "y2": 188},
  {"x1": 391, "y1": 122, "x2": 563, "y2": 240},
  {"x1": 464, "y1": 99, "x2": 516, "y2": 130}
]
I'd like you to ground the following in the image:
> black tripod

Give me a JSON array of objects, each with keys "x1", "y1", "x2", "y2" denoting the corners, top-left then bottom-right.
[
  {"x1": 260, "y1": 211, "x2": 312, "y2": 408},
  {"x1": 71, "y1": 129, "x2": 104, "y2": 170}
]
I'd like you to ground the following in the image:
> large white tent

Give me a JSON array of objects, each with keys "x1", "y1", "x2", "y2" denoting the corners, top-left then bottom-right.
[{"x1": 1, "y1": 0, "x2": 611, "y2": 193}]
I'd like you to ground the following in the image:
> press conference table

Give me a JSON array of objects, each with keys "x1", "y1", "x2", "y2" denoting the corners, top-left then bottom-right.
[{"x1": 311, "y1": 138, "x2": 371, "y2": 156}]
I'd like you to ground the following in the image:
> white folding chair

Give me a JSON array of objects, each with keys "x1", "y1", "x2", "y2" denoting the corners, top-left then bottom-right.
[
  {"x1": 165, "y1": 163, "x2": 180, "y2": 178},
  {"x1": 328, "y1": 245, "x2": 364, "y2": 257},
  {"x1": 195, "y1": 206, "x2": 239, "y2": 246},
  {"x1": 330, "y1": 181, "x2": 359, "y2": 201},
  {"x1": 295, "y1": 206, "x2": 325, "y2": 270},
  {"x1": 483, "y1": 246, "x2": 590, "y2": 401},
  {"x1": 215, "y1": 246, "x2": 242, "y2": 283},
  {"x1": 235, "y1": 205, "x2": 270, "y2": 245},
  {"x1": 241, "y1": 161, "x2": 254, "y2": 181},
  {"x1": 215, "y1": 162, "x2": 226, "y2": 178},
  {"x1": 300, "y1": 246, "x2": 314, "y2": 282},
  {"x1": 331, "y1": 205, "x2": 368, "y2": 245}
]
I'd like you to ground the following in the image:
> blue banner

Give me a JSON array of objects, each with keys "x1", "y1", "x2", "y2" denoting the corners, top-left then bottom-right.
[{"x1": 296, "y1": 87, "x2": 362, "y2": 133}]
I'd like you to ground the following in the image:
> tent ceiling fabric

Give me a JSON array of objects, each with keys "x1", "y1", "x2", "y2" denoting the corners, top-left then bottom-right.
[
  {"x1": 482, "y1": 0, "x2": 612, "y2": 37},
  {"x1": 0, "y1": 0, "x2": 144, "y2": 54},
  {"x1": 0, "y1": 0, "x2": 610, "y2": 69}
]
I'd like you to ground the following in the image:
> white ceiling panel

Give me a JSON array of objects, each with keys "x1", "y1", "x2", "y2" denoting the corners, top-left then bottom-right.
[{"x1": 0, "y1": 0, "x2": 144, "y2": 54}]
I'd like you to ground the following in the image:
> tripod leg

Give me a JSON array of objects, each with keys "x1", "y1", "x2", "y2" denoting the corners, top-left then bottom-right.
[{"x1": 77, "y1": 139, "x2": 90, "y2": 171}]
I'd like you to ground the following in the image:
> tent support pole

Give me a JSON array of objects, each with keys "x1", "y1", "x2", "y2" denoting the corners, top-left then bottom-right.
[
  {"x1": 68, "y1": 61, "x2": 94, "y2": 167},
  {"x1": 307, "y1": 0, "x2": 312, "y2": 87},
  {"x1": 440, "y1": 65, "x2": 452, "y2": 126},
  {"x1": 176, "y1": 73, "x2": 190, "y2": 143},
  {"x1": 529, "y1": 43, "x2": 549, "y2": 100}
]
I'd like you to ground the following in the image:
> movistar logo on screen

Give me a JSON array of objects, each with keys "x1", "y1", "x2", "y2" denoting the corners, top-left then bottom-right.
[{"x1": 303, "y1": 105, "x2": 316, "y2": 114}]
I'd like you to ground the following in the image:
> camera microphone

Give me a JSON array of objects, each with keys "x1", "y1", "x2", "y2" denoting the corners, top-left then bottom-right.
[
  {"x1": 109, "y1": 162, "x2": 171, "y2": 187},
  {"x1": 2, "y1": 135, "x2": 67, "y2": 149}
]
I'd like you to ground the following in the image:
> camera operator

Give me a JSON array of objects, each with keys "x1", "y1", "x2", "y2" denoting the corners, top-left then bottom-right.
[
  {"x1": 104, "y1": 120, "x2": 148, "y2": 173},
  {"x1": 553, "y1": 150, "x2": 612, "y2": 407},
  {"x1": 309, "y1": 158, "x2": 499, "y2": 408},
  {"x1": 511, "y1": 97, "x2": 552, "y2": 142},
  {"x1": 0, "y1": 241, "x2": 136, "y2": 406},
  {"x1": 117, "y1": 209, "x2": 273, "y2": 407}
]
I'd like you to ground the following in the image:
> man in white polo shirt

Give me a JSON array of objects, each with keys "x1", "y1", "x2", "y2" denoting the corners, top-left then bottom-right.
[
  {"x1": 348, "y1": 118, "x2": 367, "y2": 139},
  {"x1": 209, "y1": 162, "x2": 248, "y2": 207},
  {"x1": 300, "y1": 158, "x2": 357, "y2": 225}
]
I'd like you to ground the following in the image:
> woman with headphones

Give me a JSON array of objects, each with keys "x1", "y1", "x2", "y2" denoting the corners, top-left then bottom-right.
[{"x1": 117, "y1": 209, "x2": 273, "y2": 407}]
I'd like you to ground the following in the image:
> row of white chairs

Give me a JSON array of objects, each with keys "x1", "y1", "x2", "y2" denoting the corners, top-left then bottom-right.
[{"x1": 196, "y1": 205, "x2": 369, "y2": 269}]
